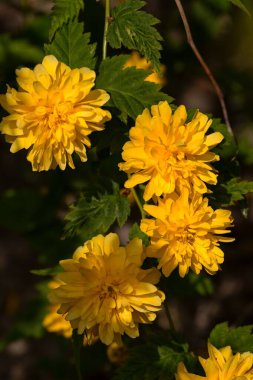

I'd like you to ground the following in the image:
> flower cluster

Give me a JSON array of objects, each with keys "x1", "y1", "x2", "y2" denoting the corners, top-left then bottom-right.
[
  {"x1": 176, "y1": 343, "x2": 253, "y2": 380},
  {"x1": 49, "y1": 233, "x2": 164, "y2": 345},
  {"x1": 0, "y1": 55, "x2": 111, "y2": 171},
  {"x1": 120, "y1": 101, "x2": 234, "y2": 277}
]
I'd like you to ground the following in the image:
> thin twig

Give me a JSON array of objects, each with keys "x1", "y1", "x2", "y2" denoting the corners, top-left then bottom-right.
[
  {"x1": 174, "y1": 0, "x2": 234, "y2": 137},
  {"x1": 131, "y1": 187, "x2": 146, "y2": 219},
  {"x1": 103, "y1": 0, "x2": 111, "y2": 60},
  {"x1": 165, "y1": 303, "x2": 176, "y2": 332}
]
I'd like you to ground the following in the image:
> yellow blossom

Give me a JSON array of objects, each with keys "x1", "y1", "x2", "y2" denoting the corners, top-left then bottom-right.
[
  {"x1": 0, "y1": 55, "x2": 111, "y2": 171},
  {"x1": 119, "y1": 101, "x2": 223, "y2": 201},
  {"x1": 50, "y1": 233, "x2": 164, "y2": 345},
  {"x1": 140, "y1": 189, "x2": 234, "y2": 277},
  {"x1": 176, "y1": 343, "x2": 253, "y2": 380},
  {"x1": 43, "y1": 280, "x2": 72, "y2": 338},
  {"x1": 124, "y1": 51, "x2": 166, "y2": 87},
  {"x1": 43, "y1": 304, "x2": 73, "y2": 338}
]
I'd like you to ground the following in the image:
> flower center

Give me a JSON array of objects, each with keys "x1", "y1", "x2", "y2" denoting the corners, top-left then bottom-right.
[
  {"x1": 149, "y1": 140, "x2": 186, "y2": 171},
  {"x1": 99, "y1": 283, "x2": 118, "y2": 302},
  {"x1": 176, "y1": 228, "x2": 194, "y2": 244},
  {"x1": 47, "y1": 101, "x2": 74, "y2": 128}
]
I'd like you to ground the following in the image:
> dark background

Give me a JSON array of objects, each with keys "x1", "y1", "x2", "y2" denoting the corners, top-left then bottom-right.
[{"x1": 0, "y1": 0, "x2": 253, "y2": 379}]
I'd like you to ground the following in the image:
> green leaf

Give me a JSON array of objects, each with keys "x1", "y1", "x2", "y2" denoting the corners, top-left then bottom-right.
[
  {"x1": 129, "y1": 223, "x2": 150, "y2": 246},
  {"x1": 211, "y1": 118, "x2": 237, "y2": 160},
  {"x1": 209, "y1": 322, "x2": 253, "y2": 352},
  {"x1": 49, "y1": 0, "x2": 84, "y2": 40},
  {"x1": 45, "y1": 20, "x2": 96, "y2": 69},
  {"x1": 188, "y1": 273, "x2": 214, "y2": 296},
  {"x1": 157, "y1": 346, "x2": 190, "y2": 377},
  {"x1": 64, "y1": 182, "x2": 130, "y2": 238},
  {"x1": 211, "y1": 177, "x2": 253, "y2": 209},
  {"x1": 96, "y1": 55, "x2": 172, "y2": 121},
  {"x1": 223, "y1": 178, "x2": 253, "y2": 204},
  {"x1": 238, "y1": 136, "x2": 253, "y2": 165},
  {"x1": 30, "y1": 266, "x2": 62, "y2": 277},
  {"x1": 114, "y1": 342, "x2": 197, "y2": 380},
  {"x1": 228, "y1": 0, "x2": 251, "y2": 17},
  {"x1": 107, "y1": 0, "x2": 163, "y2": 72}
]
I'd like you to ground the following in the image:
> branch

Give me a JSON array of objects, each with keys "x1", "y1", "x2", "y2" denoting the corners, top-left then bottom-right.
[
  {"x1": 174, "y1": 0, "x2": 234, "y2": 138},
  {"x1": 103, "y1": 0, "x2": 111, "y2": 60}
]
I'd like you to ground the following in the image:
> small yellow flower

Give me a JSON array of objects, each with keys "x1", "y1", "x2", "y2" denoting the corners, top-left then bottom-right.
[
  {"x1": 140, "y1": 189, "x2": 234, "y2": 277},
  {"x1": 43, "y1": 304, "x2": 73, "y2": 338},
  {"x1": 43, "y1": 281, "x2": 72, "y2": 338},
  {"x1": 124, "y1": 51, "x2": 166, "y2": 87},
  {"x1": 176, "y1": 343, "x2": 253, "y2": 380},
  {"x1": 50, "y1": 233, "x2": 164, "y2": 345},
  {"x1": 119, "y1": 101, "x2": 223, "y2": 201},
  {"x1": 0, "y1": 55, "x2": 111, "y2": 171}
]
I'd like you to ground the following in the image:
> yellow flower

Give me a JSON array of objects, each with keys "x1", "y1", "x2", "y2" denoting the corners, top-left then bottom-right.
[
  {"x1": 43, "y1": 304, "x2": 73, "y2": 338},
  {"x1": 0, "y1": 55, "x2": 111, "y2": 171},
  {"x1": 50, "y1": 233, "x2": 164, "y2": 345},
  {"x1": 176, "y1": 343, "x2": 253, "y2": 380},
  {"x1": 119, "y1": 101, "x2": 223, "y2": 201},
  {"x1": 140, "y1": 189, "x2": 234, "y2": 277},
  {"x1": 124, "y1": 51, "x2": 166, "y2": 87},
  {"x1": 43, "y1": 280, "x2": 72, "y2": 338}
]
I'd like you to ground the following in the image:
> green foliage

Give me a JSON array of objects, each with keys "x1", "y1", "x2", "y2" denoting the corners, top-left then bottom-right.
[
  {"x1": 161, "y1": 271, "x2": 214, "y2": 298},
  {"x1": 188, "y1": 273, "x2": 214, "y2": 296},
  {"x1": 0, "y1": 189, "x2": 46, "y2": 233},
  {"x1": 107, "y1": 0, "x2": 162, "y2": 72},
  {"x1": 114, "y1": 341, "x2": 197, "y2": 380},
  {"x1": 49, "y1": 0, "x2": 84, "y2": 40},
  {"x1": 30, "y1": 266, "x2": 62, "y2": 277},
  {"x1": 209, "y1": 322, "x2": 253, "y2": 352},
  {"x1": 129, "y1": 223, "x2": 150, "y2": 246},
  {"x1": 208, "y1": 118, "x2": 253, "y2": 211},
  {"x1": 211, "y1": 118, "x2": 237, "y2": 160},
  {"x1": 45, "y1": 20, "x2": 96, "y2": 69},
  {"x1": 222, "y1": 178, "x2": 253, "y2": 204},
  {"x1": 0, "y1": 35, "x2": 43, "y2": 65},
  {"x1": 65, "y1": 182, "x2": 130, "y2": 238},
  {"x1": 210, "y1": 176, "x2": 253, "y2": 211},
  {"x1": 228, "y1": 0, "x2": 251, "y2": 16},
  {"x1": 96, "y1": 55, "x2": 172, "y2": 121},
  {"x1": 238, "y1": 136, "x2": 253, "y2": 165}
]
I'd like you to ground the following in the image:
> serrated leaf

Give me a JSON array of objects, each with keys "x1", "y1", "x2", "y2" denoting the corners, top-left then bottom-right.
[
  {"x1": 211, "y1": 177, "x2": 253, "y2": 209},
  {"x1": 65, "y1": 182, "x2": 130, "y2": 238},
  {"x1": 45, "y1": 20, "x2": 96, "y2": 69},
  {"x1": 129, "y1": 223, "x2": 149, "y2": 246},
  {"x1": 157, "y1": 346, "x2": 189, "y2": 376},
  {"x1": 209, "y1": 322, "x2": 253, "y2": 352},
  {"x1": 107, "y1": 0, "x2": 162, "y2": 72},
  {"x1": 228, "y1": 0, "x2": 251, "y2": 17},
  {"x1": 223, "y1": 178, "x2": 253, "y2": 204},
  {"x1": 114, "y1": 342, "x2": 197, "y2": 380},
  {"x1": 49, "y1": 0, "x2": 84, "y2": 40},
  {"x1": 96, "y1": 55, "x2": 172, "y2": 121}
]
